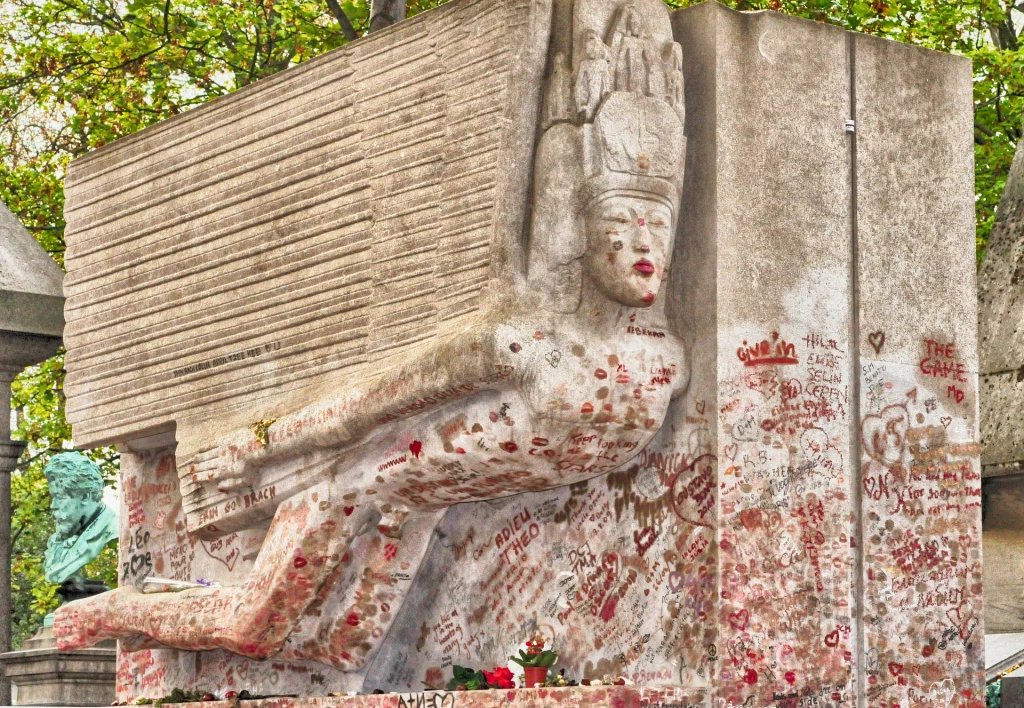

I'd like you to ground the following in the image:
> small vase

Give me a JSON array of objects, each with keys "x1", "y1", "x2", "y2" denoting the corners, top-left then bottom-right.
[{"x1": 523, "y1": 666, "x2": 548, "y2": 688}]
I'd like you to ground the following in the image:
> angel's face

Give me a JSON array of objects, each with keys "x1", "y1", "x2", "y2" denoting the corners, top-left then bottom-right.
[{"x1": 583, "y1": 192, "x2": 673, "y2": 308}]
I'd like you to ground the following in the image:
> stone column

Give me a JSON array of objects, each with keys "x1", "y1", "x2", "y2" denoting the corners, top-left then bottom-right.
[{"x1": 0, "y1": 366, "x2": 23, "y2": 706}]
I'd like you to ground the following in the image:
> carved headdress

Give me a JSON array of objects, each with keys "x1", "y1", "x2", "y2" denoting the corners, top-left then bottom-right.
[{"x1": 529, "y1": 0, "x2": 687, "y2": 312}]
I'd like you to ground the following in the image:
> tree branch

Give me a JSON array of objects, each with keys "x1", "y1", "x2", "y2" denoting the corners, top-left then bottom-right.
[
  {"x1": 975, "y1": 120, "x2": 996, "y2": 138},
  {"x1": 324, "y1": 0, "x2": 358, "y2": 41}
]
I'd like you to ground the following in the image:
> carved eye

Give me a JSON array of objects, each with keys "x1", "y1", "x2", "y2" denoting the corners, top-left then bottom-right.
[{"x1": 613, "y1": 241, "x2": 623, "y2": 251}]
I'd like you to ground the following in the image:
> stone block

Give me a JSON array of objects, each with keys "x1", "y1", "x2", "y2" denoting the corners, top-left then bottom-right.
[{"x1": 0, "y1": 626, "x2": 115, "y2": 706}]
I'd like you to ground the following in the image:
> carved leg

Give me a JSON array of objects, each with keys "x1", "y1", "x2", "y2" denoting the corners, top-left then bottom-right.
[
  {"x1": 54, "y1": 484, "x2": 379, "y2": 659},
  {"x1": 292, "y1": 507, "x2": 445, "y2": 670}
]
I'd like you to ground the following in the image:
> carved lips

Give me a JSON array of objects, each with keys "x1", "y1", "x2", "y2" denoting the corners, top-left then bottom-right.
[{"x1": 633, "y1": 259, "x2": 655, "y2": 276}]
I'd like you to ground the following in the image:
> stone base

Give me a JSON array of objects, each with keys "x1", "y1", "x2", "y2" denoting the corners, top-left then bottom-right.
[
  {"x1": 0, "y1": 626, "x2": 116, "y2": 706},
  {"x1": 134, "y1": 686, "x2": 705, "y2": 708}
]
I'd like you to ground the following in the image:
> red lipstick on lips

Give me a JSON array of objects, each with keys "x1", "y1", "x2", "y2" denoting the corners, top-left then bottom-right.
[{"x1": 633, "y1": 258, "x2": 655, "y2": 276}]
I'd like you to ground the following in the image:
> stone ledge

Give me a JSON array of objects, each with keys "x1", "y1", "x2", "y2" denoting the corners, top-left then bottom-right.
[{"x1": 148, "y1": 686, "x2": 706, "y2": 708}]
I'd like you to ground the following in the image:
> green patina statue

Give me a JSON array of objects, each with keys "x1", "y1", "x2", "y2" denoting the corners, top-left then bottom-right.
[{"x1": 43, "y1": 452, "x2": 119, "y2": 589}]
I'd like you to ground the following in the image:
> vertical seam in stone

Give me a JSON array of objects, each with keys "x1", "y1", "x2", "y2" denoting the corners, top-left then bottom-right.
[{"x1": 847, "y1": 31, "x2": 866, "y2": 708}]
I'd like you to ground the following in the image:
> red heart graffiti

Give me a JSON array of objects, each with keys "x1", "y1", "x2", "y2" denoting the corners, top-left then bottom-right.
[
  {"x1": 824, "y1": 629, "x2": 840, "y2": 648},
  {"x1": 728, "y1": 609, "x2": 749, "y2": 631},
  {"x1": 409, "y1": 440, "x2": 423, "y2": 458}
]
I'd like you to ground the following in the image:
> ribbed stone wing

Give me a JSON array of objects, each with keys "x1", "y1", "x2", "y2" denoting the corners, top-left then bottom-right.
[{"x1": 62, "y1": 0, "x2": 545, "y2": 448}]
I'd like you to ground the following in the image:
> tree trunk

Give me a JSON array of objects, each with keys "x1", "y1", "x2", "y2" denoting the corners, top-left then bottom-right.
[{"x1": 369, "y1": 0, "x2": 405, "y2": 33}]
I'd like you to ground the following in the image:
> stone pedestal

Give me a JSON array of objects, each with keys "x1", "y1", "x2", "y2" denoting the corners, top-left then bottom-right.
[{"x1": 0, "y1": 626, "x2": 115, "y2": 706}]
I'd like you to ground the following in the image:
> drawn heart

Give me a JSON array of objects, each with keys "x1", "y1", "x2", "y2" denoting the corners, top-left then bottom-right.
[
  {"x1": 888, "y1": 662, "x2": 904, "y2": 677},
  {"x1": 940, "y1": 417, "x2": 952, "y2": 429},
  {"x1": 668, "y1": 571, "x2": 685, "y2": 593},
  {"x1": 545, "y1": 350, "x2": 562, "y2": 368},
  {"x1": 863, "y1": 477, "x2": 878, "y2": 499},
  {"x1": 824, "y1": 629, "x2": 840, "y2": 648},
  {"x1": 695, "y1": 400, "x2": 706, "y2": 415},
  {"x1": 200, "y1": 538, "x2": 239, "y2": 572},
  {"x1": 958, "y1": 534, "x2": 972, "y2": 550},
  {"x1": 409, "y1": 440, "x2": 423, "y2": 458},
  {"x1": 724, "y1": 444, "x2": 738, "y2": 462},
  {"x1": 946, "y1": 607, "x2": 962, "y2": 627},
  {"x1": 868, "y1": 331, "x2": 885, "y2": 355},
  {"x1": 727, "y1": 609, "x2": 749, "y2": 632}
]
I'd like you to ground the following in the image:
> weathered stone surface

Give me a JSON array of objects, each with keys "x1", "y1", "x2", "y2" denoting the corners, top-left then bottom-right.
[
  {"x1": 137, "y1": 686, "x2": 704, "y2": 708},
  {"x1": 55, "y1": 1, "x2": 980, "y2": 706},
  {"x1": 0, "y1": 202, "x2": 64, "y2": 338},
  {"x1": 854, "y1": 30, "x2": 984, "y2": 707},
  {"x1": 979, "y1": 136, "x2": 1024, "y2": 475}
]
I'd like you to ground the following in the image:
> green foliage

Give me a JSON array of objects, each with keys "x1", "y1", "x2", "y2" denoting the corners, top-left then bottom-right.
[
  {"x1": 446, "y1": 665, "x2": 488, "y2": 691},
  {"x1": 510, "y1": 649, "x2": 558, "y2": 668}
]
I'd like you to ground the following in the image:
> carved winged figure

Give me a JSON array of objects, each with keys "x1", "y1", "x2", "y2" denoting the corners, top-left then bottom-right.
[{"x1": 55, "y1": 0, "x2": 690, "y2": 676}]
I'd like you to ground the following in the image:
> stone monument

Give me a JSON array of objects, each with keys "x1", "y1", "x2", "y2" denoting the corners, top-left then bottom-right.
[{"x1": 52, "y1": 1, "x2": 983, "y2": 706}]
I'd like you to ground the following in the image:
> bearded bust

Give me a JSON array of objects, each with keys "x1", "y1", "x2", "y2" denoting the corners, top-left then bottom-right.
[{"x1": 43, "y1": 452, "x2": 119, "y2": 587}]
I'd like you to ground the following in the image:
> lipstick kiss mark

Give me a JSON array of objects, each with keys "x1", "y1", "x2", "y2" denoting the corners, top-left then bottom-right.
[{"x1": 668, "y1": 572, "x2": 684, "y2": 592}]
